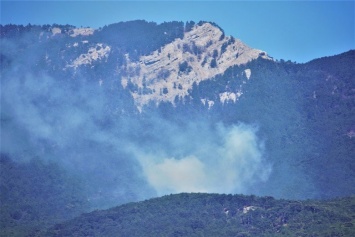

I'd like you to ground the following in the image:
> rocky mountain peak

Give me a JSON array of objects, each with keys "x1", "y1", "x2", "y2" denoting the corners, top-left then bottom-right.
[{"x1": 120, "y1": 22, "x2": 271, "y2": 110}]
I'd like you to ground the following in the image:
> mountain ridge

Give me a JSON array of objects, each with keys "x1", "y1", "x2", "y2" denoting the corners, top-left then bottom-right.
[
  {"x1": 1, "y1": 20, "x2": 271, "y2": 112},
  {"x1": 1, "y1": 20, "x2": 354, "y2": 199},
  {"x1": 118, "y1": 22, "x2": 270, "y2": 110},
  {"x1": 0, "y1": 20, "x2": 354, "y2": 236}
]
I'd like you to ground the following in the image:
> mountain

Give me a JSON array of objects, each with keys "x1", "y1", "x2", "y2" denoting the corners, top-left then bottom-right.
[
  {"x1": 0, "y1": 20, "x2": 354, "y2": 236},
  {"x1": 42, "y1": 193, "x2": 355, "y2": 237}
]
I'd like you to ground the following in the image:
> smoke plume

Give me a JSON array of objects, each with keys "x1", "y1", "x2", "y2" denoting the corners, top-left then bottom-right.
[
  {"x1": 1, "y1": 34, "x2": 272, "y2": 208},
  {"x1": 135, "y1": 123, "x2": 271, "y2": 195}
]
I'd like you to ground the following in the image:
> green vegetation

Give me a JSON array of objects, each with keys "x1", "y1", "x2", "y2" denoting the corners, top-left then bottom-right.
[
  {"x1": 172, "y1": 50, "x2": 355, "y2": 199},
  {"x1": 0, "y1": 154, "x2": 89, "y2": 237},
  {"x1": 43, "y1": 193, "x2": 355, "y2": 237}
]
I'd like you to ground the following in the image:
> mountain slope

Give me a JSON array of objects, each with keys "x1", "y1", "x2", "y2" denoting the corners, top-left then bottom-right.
[
  {"x1": 119, "y1": 22, "x2": 270, "y2": 110},
  {"x1": 42, "y1": 193, "x2": 355, "y2": 237},
  {"x1": 0, "y1": 20, "x2": 354, "y2": 237},
  {"x1": 169, "y1": 50, "x2": 355, "y2": 199},
  {"x1": 1, "y1": 21, "x2": 354, "y2": 200}
]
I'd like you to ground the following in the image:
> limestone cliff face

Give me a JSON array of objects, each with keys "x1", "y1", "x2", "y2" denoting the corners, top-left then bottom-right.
[
  {"x1": 120, "y1": 23, "x2": 271, "y2": 110},
  {"x1": 36, "y1": 22, "x2": 269, "y2": 111}
]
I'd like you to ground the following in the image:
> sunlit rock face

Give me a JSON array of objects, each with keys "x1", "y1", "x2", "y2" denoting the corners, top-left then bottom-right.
[
  {"x1": 69, "y1": 27, "x2": 95, "y2": 37},
  {"x1": 67, "y1": 43, "x2": 111, "y2": 69},
  {"x1": 120, "y1": 22, "x2": 271, "y2": 110}
]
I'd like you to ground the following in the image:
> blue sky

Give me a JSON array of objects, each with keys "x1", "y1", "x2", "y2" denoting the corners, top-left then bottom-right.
[{"x1": 1, "y1": 1, "x2": 354, "y2": 63}]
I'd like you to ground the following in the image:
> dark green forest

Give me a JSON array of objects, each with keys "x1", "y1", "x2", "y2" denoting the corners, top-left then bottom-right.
[
  {"x1": 0, "y1": 154, "x2": 89, "y2": 237},
  {"x1": 158, "y1": 50, "x2": 355, "y2": 199},
  {"x1": 42, "y1": 193, "x2": 355, "y2": 237}
]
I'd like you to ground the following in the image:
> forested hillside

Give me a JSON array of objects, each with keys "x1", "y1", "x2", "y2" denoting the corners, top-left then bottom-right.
[
  {"x1": 0, "y1": 154, "x2": 89, "y2": 237},
  {"x1": 42, "y1": 193, "x2": 355, "y2": 237},
  {"x1": 160, "y1": 50, "x2": 355, "y2": 199}
]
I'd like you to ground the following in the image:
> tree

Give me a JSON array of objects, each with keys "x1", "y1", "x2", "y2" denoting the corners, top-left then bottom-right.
[{"x1": 210, "y1": 58, "x2": 217, "y2": 68}]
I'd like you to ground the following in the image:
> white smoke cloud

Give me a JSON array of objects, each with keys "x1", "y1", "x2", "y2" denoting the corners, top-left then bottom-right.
[
  {"x1": 1, "y1": 68, "x2": 272, "y2": 206},
  {"x1": 137, "y1": 123, "x2": 272, "y2": 195},
  {"x1": 144, "y1": 156, "x2": 208, "y2": 194}
]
